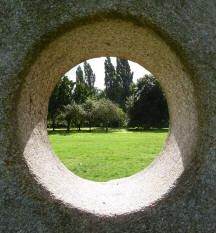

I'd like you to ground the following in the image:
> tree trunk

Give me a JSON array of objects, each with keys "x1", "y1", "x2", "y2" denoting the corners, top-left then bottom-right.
[
  {"x1": 89, "y1": 122, "x2": 92, "y2": 132},
  {"x1": 106, "y1": 122, "x2": 108, "y2": 133},
  {"x1": 52, "y1": 119, "x2": 55, "y2": 131},
  {"x1": 67, "y1": 121, "x2": 70, "y2": 133}
]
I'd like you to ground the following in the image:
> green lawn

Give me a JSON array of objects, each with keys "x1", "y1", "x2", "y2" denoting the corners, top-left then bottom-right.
[{"x1": 48, "y1": 128, "x2": 168, "y2": 182}]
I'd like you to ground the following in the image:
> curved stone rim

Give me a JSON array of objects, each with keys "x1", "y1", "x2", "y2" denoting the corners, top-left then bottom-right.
[{"x1": 15, "y1": 19, "x2": 199, "y2": 216}]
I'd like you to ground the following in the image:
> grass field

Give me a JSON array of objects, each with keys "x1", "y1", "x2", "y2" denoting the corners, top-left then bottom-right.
[{"x1": 48, "y1": 128, "x2": 168, "y2": 182}]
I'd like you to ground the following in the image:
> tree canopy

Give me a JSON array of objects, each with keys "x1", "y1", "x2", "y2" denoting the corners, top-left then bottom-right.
[
  {"x1": 116, "y1": 58, "x2": 133, "y2": 110},
  {"x1": 76, "y1": 65, "x2": 84, "y2": 83},
  {"x1": 48, "y1": 58, "x2": 169, "y2": 132},
  {"x1": 84, "y1": 61, "x2": 96, "y2": 90},
  {"x1": 61, "y1": 101, "x2": 85, "y2": 132},
  {"x1": 104, "y1": 57, "x2": 133, "y2": 110},
  {"x1": 104, "y1": 57, "x2": 118, "y2": 103},
  {"x1": 94, "y1": 99, "x2": 126, "y2": 132},
  {"x1": 48, "y1": 76, "x2": 74, "y2": 130},
  {"x1": 127, "y1": 74, "x2": 169, "y2": 129}
]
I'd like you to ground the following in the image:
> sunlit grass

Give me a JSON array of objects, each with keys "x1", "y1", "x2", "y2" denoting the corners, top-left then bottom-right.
[{"x1": 48, "y1": 128, "x2": 168, "y2": 182}]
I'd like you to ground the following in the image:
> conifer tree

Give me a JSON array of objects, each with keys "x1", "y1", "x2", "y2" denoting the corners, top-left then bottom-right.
[
  {"x1": 116, "y1": 58, "x2": 133, "y2": 110},
  {"x1": 104, "y1": 57, "x2": 119, "y2": 103},
  {"x1": 76, "y1": 65, "x2": 84, "y2": 83},
  {"x1": 84, "y1": 61, "x2": 96, "y2": 90},
  {"x1": 74, "y1": 65, "x2": 89, "y2": 104}
]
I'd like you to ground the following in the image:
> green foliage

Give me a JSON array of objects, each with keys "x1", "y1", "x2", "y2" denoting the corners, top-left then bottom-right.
[
  {"x1": 104, "y1": 57, "x2": 133, "y2": 111},
  {"x1": 128, "y1": 74, "x2": 169, "y2": 129},
  {"x1": 73, "y1": 82, "x2": 90, "y2": 104},
  {"x1": 48, "y1": 76, "x2": 74, "y2": 130},
  {"x1": 95, "y1": 99, "x2": 126, "y2": 132},
  {"x1": 84, "y1": 61, "x2": 96, "y2": 90},
  {"x1": 125, "y1": 94, "x2": 135, "y2": 112},
  {"x1": 94, "y1": 88, "x2": 106, "y2": 100},
  {"x1": 76, "y1": 65, "x2": 84, "y2": 83},
  {"x1": 60, "y1": 101, "x2": 85, "y2": 132},
  {"x1": 48, "y1": 59, "x2": 169, "y2": 132},
  {"x1": 82, "y1": 98, "x2": 98, "y2": 131},
  {"x1": 58, "y1": 76, "x2": 74, "y2": 106},
  {"x1": 73, "y1": 64, "x2": 95, "y2": 103},
  {"x1": 116, "y1": 58, "x2": 134, "y2": 110},
  {"x1": 104, "y1": 57, "x2": 119, "y2": 103}
]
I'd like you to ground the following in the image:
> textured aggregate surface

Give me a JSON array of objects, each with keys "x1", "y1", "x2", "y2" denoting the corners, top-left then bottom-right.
[{"x1": 0, "y1": 0, "x2": 216, "y2": 232}]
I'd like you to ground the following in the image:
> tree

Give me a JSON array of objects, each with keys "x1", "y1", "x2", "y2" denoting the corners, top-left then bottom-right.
[
  {"x1": 116, "y1": 58, "x2": 134, "y2": 110},
  {"x1": 58, "y1": 76, "x2": 74, "y2": 107},
  {"x1": 82, "y1": 98, "x2": 98, "y2": 131},
  {"x1": 104, "y1": 57, "x2": 119, "y2": 103},
  {"x1": 73, "y1": 82, "x2": 90, "y2": 104},
  {"x1": 48, "y1": 76, "x2": 74, "y2": 130},
  {"x1": 48, "y1": 81, "x2": 61, "y2": 131},
  {"x1": 128, "y1": 74, "x2": 169, "y2": 129},
  {"x1": 61, "y1": 101, "x2": 85, "y2": 132},
  {"x1": 125, "y1": 94, "x2": 135, "y2": 113},
  {"x1": 94, "y1": 88, "x2": 106, "y2": 100},
  {"x1": 76, "y1": 65, "x2": 84, "y2": 83},
  {"x1": 95, "y1": 99, "x2": 124, "y2": 132},
  {"x1": 84, "y1": 61, "x2": 96, "y2": 90},
  {"x1": 73, "y1": 66, "x2": 90, "y2": 104},
  {"x1": 104, "y1": 57, "x2": 134, "y2": 111}
]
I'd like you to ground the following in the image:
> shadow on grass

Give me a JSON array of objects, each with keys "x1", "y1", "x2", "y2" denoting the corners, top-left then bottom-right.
[
  {"x1": 47, "y1": 128, "x2": 116, "y2": 135},
  {"x1": 47, "y1": 128, "x2": 169, "y2": 136},
  {"x1": 127, "y1": 128, "x2": 169, "y2": 133}
]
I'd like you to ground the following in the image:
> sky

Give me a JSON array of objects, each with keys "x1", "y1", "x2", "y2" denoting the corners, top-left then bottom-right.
[{"x1": 66, "y1": 57, "x2": 151, "y2": 90}]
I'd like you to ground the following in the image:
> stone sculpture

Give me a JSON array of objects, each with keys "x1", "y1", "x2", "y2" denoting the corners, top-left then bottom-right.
[{"x1": 0, "y1": 1, "x2": 215, "y2": 232}]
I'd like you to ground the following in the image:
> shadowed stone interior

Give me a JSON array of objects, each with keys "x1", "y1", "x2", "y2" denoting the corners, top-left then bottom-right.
[
  {"x1": 1, "y1": 1, "x2": 215, "y2": 232},
  {"x1": 17, "y1": 20, "x2": 198, "y2": 216}
]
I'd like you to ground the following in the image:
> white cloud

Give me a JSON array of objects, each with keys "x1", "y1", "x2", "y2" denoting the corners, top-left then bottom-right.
[{"x1": 66, "y1": 57, "x2": 151, "y2": 89}]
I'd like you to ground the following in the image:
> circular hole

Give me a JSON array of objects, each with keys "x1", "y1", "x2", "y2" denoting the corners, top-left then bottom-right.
[
  {"x1": 16, "y1": 19, "x2": 199, "y2": 216},
  {"x1": 47, "y1": 57, "x2": 169, "y2": 182}
]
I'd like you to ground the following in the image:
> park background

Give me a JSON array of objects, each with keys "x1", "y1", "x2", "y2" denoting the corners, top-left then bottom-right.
[{"x1": 47, "y1": 57, "x2": 169, "y2": 181}]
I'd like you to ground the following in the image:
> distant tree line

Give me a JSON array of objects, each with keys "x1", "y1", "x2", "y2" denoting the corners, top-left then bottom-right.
[
  {"x1": 47, "y1": 58, "x2": 169, "y2": 132},
  {"x1": 58, "y1": 98, "x2": 127, "y2": 133}
]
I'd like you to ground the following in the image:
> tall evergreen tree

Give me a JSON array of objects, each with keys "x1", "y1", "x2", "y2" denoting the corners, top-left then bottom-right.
[
  {"x1": 74, "y1": 65, "x2": 89, "y2": 104},
  {"x1": 104, "y1": 57, "x2": 133, "y2": 110},
  {"x1": 58, "y1": 76, "x2": 74, "y2": 107},
  {"x1": 76, "y1": 65, "x2": 84, "y2": 83},
  {"x1": 116, "y1": 58, "x2": 133, "y2": 110},
  {"x1": 104, "y1": 57, "x2": 119, "y2": 103},
  {"x1": 84, "y1": 61, "x2": 96, "y2": 90},
  {"x1": 73, "y1": 82, "x2": 89, "y2": 104}
]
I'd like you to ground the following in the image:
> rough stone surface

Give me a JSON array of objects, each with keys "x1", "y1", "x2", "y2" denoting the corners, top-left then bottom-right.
[{"x1": 0, "y1": 0, "x2": 216, "y2": 232}]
